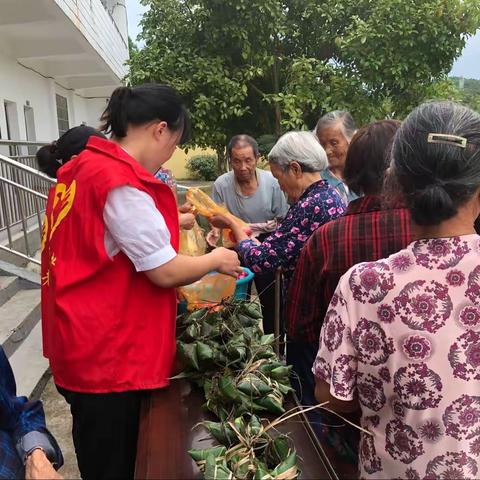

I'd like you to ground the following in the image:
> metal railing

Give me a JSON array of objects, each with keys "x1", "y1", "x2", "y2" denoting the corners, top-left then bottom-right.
[{"x1": 0, "y1": 140, "x2": 55, "y2": 266}]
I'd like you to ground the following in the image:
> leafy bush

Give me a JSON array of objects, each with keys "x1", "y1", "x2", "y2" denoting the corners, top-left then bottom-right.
[
  {"x1": 257, "y1": 134, "x2": 278, "y2": 158},
  {"x1": 187, "y1": 154, "x2": 218, "y2": 181}
]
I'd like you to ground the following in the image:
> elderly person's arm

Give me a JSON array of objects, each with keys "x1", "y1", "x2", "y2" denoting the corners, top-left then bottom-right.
[
  {"x1": 312, "y1": 280, "x2": 360, "y2": 415},
  {"x1": 0, "y1": 348, "x2": 63, "y2": 479}
]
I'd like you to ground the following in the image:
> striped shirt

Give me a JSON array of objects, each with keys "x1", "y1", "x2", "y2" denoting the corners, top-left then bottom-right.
[{"x1": 286, "y1": 195, "x2": 412, "y2": 343}]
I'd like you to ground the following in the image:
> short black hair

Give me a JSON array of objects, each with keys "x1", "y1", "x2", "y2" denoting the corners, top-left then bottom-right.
[
  {"x1": 344, "y1": 120, "x2": 401, "y2": 196},
  {"x1": 227, "y1": 134, "x2": 259, "y2": 159},
  {"x1": 391, "y1": 101, "x2": 480, "y2": 226},
  {"x1": 100, "y1": 83, "x2": 190, "y2": 144}
]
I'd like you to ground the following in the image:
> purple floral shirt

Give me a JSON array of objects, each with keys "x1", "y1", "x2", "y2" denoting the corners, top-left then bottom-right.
[
  {"x1": 236, "y1": 180, "x2": 345, "y2": 287},
  {"x1": 313, "y1": 235, "x2": 480, "y2": 479}
]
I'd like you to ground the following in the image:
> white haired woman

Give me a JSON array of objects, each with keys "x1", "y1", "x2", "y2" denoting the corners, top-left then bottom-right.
[{"x1": 211, "y1": 131, "x2": 346, "y2": 290}]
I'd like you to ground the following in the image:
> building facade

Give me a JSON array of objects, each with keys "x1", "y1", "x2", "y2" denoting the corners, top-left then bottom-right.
[{"x1": 0, "y1": 0, "x2": 129, "y2": 147}]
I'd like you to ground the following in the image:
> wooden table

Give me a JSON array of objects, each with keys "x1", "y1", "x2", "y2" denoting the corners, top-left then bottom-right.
[{"x1": 135, "y1": 380, "x2": 336, "y2": 479}]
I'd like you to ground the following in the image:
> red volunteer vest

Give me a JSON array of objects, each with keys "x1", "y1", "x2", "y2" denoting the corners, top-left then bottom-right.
[{"x1": 41, "y1": 137, "x2": 179, "y2": 393}]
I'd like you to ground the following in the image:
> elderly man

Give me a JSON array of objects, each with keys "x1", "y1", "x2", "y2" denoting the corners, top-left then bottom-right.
[
  {"x1": 0, "y1": 347, "x2": 63, "y2": 479},
  {"x1": 316, "y1": 110, "x2": 358, "y2": 204},
  {"x1": 210, "y1": 134, "x2": 288, "y2": 334}
]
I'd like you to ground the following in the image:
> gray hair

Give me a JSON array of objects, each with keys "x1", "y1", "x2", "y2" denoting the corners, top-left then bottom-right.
[
  {"x1": 268, "y1": 131, "x2": 328, "y2": 172},
  {"x1": 391, "y1": 101, "x2": 480, "y2": 226},
  {"x1": 315, "y1": 110, "x2": 357, "y2": 140}
]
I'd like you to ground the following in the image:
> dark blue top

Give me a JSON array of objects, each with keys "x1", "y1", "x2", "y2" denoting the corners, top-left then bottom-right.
[{"x1": 0, "y1": 347, "x2": 63, "y2": 479}]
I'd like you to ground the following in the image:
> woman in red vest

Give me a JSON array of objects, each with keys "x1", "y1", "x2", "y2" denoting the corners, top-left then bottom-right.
[{"x1": 41, "y1": 84, "x2": 242, "y2": 480}]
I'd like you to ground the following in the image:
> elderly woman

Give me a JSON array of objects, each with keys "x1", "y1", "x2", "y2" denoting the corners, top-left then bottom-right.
[
  {"x1": 212, "y1": 131, "x2": 346, "y2": 289},
  {"x1": 316, "y1": 110, "x2": 358, "y2": 203},
  {"x1": 287, "y1": 120, "x2": 410, "y2": 474},
  {"x1": 314, "y1": 101, "x2": 480, "y2": 478}
]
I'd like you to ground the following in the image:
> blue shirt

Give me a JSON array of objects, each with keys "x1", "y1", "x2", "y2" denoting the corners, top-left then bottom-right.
[
  {"x1": 321, "y1": 168, "x2": 359, "y2": 204},
  {"x1": 236, "y1": 180, "x2": 346, "y2": 288},
  {"x1": 0, "y1": 348, "x2": 63, "y2": 479}
]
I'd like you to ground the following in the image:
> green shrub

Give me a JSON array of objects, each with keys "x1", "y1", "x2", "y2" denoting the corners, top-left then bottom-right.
[
  {"x1": 186, "y1": 154, "x2": 218, "y2": 181},
  {"x1": 257, "y1": 134, "x2": 278, "y2": 158}
]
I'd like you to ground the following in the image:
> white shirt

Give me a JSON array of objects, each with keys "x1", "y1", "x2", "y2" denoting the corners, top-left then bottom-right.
[{"x1": 103, "y1": 186, "x2": 177, "y2": 272}]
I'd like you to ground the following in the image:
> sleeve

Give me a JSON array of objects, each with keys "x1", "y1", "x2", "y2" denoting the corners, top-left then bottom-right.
[
  {"x1": 211, "y1": 180, "x2": 223, "y2": 204},
  {"x1": 235, "y1": 223, "x2": 297, "y2": 275},
  {"x1": 312, "y1": 277, "x2": 358, "y2": 402},
  {"x1": 271, "y1": 183, "x2": 289, "y2": 220},
  {"x1": 285, "y1": 231, "x2": 325, "y2": 340},
  {"x1": 0, "y1": 348, "x2": 63, "y2": 468},
  {"x1": 236, "y1": 190, "x2": 335, "y2": 275},
  {"x1": 103, "y1": 186, "x2": 177, "y2": 272}
]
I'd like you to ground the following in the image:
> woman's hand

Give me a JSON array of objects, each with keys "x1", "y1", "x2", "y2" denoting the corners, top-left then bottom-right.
[
  {"x1": 210, "y1": 247, "x2": 243, "y2": 277},
  {"x1": 210, "y1": 214, "x2": 233, "y2": 229},
  {"x1": 25, "y1": 449, "x2": 62, "y2": 480},
  {"x1": 179, "y1": 213, "x2": 196, "y2": 230}
]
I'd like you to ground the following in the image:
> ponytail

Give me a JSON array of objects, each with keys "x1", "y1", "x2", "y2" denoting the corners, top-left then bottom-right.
[
  {"x1": 36, "y1": 125, "x2": 106, "y2": 179},
  {"x1": 100, "y1": 83, "x2": 190, "y2": 143},
  {"x1": 100, "y1": 86, "x2": 131, "y2": 138},
  {"x1": 36, "y1": 143, "x2": 61, "y2": 178}
]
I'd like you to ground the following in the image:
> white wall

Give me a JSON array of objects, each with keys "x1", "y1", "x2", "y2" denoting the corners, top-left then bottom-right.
[
  {"x1": 0, "y1": 50, "x2": 113, "y2": 146},
  {"x1": 55, "y1": 0, "x2": 129, "y2": 81}
]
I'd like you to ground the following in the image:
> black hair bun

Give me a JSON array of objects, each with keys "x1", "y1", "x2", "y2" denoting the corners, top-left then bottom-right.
[{"x1": 410, "y1": 184, "x2": 457, "y2": 226}]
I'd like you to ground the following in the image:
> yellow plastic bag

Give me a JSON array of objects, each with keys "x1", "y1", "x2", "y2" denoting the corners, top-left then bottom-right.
[
  {"x1": 179, "y1": 220, "x2": 206, "y2": 256},
  {"x1": 178, "y1": 272, "x2": 236, "y2": 310},
  {"x1": 186, "y1": 188, "x2": 249, "y2": 248}
]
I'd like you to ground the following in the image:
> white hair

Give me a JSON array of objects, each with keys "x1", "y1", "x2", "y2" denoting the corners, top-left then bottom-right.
[{"x1": 268, "y1": 131, "x2": 328, "y2": 172}]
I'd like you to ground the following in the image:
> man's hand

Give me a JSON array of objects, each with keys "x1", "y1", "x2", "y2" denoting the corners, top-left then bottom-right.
[
  {"x1": 206, "y1": 227, "x2": 220, "y2": 247},
  {"x1": 210, "y1": 214, "x2": 233, "y2": 229},
  {"x1": 25, "y1": 449, "x2": 62, "y2": 480},
  {"x1": 179, "y1": 213, "x2": 196, "y2": 230}
]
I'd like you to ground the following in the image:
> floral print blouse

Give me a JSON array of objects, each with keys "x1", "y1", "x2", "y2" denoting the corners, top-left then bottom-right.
[
  {"x1": 313, "y1": 234, "x2": 480, "y2": 479},
  {"x1": 236, "y1": 180, "x2": 345, "y2": 287}
]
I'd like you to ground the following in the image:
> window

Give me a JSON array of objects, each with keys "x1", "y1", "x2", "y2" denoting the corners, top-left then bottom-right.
[{"x1": 56, "y1": 94, "x2": 69, "y2": 136}]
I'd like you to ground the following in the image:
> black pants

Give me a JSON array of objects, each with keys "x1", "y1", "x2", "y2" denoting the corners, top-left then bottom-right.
[
  {"x1": 253, "y1": 270, "x2": 277, "y2": 335},
  {"x1": 252, "y1": 233, "x2": 282, "y2": 336},
  {"x1": 57, "y1": 386, "x2": 144, "y2": 480}
]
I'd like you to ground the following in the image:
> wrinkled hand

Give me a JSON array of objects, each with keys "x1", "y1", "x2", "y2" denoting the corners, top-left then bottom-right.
[
  {"x1": 210, "y1": 214, "x2": 233, "y2": 229},
  {"x1": 179, "y1": 213, "x2": 196, "y2": 230},
  {"x1": 26, "y1": 449, "x2": 62, "y2": 480},
  {"x1": 206, "y1": 228, "x2": 220, "y2": 247},
  {"x1": 211, "y1": 247, "x2": 243, "y2": 278},
  {"x1": 179, "y1": 202, "x2": 194, "y2": 214}
]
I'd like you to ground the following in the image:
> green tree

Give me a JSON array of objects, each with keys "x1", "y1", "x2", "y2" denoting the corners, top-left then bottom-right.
[
  {"x1": 129, "y1": 0, "x2": 480, "y2": 170},
  {"x1": 451, "y1": 76, "x2": 480, "y2": 112}
]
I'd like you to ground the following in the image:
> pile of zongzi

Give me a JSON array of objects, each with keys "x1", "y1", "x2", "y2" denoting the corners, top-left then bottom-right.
[{"x1": 176, "y1": 299, "x2": 299, "y2": 479}]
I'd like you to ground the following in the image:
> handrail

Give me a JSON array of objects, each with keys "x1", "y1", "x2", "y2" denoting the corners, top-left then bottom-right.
[
  {"x1": 0, "y1": 151, "x2": 52, "y2": 267},
  {"x1": 0, "y1": 140, "x2": 48, "y2": 147},
  {"x1": 0, "y1": 176, "x2": 49, "y2": 200},
  {"x1": 0, "y1": 153, "x2": 56, "y2": 184}
]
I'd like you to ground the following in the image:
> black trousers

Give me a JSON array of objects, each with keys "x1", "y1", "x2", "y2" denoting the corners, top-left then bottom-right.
[
  {"x1": 252, "y1": 233, "x2": 282, "y2": 336},
  {"x1": 57, "y1": 386, "x2": 144, "y2": 480}
]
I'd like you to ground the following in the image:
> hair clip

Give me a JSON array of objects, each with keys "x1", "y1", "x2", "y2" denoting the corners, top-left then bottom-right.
[{"x1": 427, "y1": 133, "x2": 467, "y2": 149}]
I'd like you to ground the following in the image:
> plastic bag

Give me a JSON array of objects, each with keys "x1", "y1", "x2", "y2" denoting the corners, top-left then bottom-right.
[
  {"x1": 179, "y1": 220, "x2": 206, "y2": 256},
  {"x1": 178, "y1": 272, "x2": 236, "y2": 310},
  {"x1": 186, "y1": 188, "x2": 250, "y2": 248}
]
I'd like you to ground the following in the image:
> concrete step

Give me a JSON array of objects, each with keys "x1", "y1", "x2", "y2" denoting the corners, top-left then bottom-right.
[
  {"x1": 0, "y1": 288, "x2": 41, "y2": 358},
  {"x1": 10, "y1": 321, "x2": 49, "y2": 398},
  {"x1": 0, "y1": 275, "x2": 20, "y2": 307}
]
